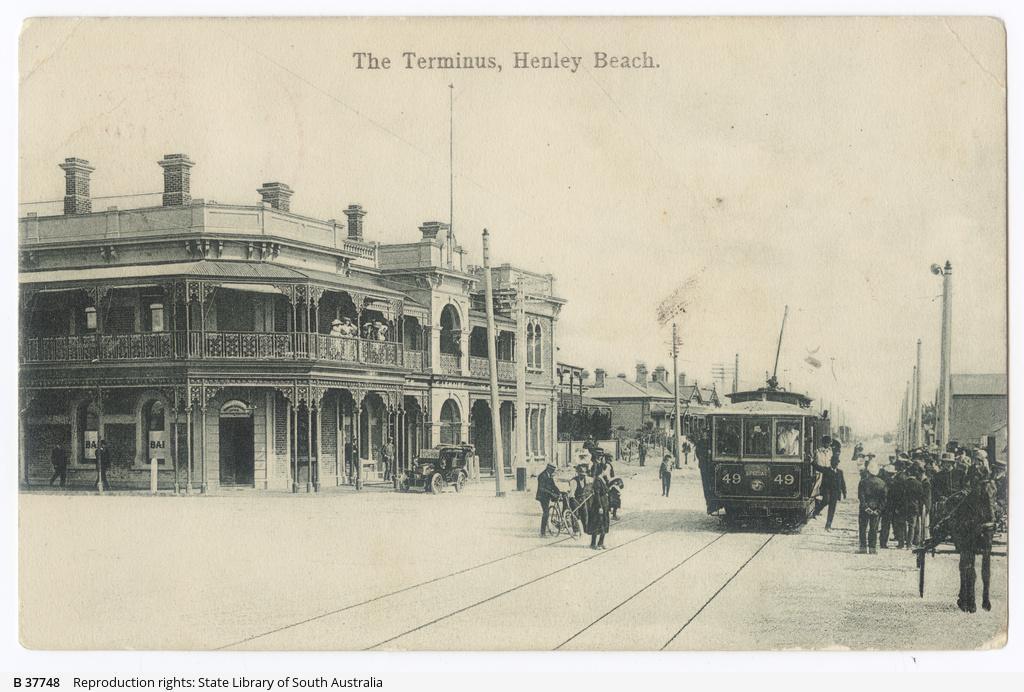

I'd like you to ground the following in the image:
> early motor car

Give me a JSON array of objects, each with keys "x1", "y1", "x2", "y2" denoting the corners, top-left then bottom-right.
[{"x1": 401, "y1": 444, "x2": 473, "y2": 493}]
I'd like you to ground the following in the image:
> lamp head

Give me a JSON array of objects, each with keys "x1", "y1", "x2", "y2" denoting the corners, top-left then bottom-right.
[{"x1": 930, "y1": 263, "x2": 943, "y2": 275}]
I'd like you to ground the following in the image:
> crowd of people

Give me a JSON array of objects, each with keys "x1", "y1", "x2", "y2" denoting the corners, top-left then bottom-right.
[
  {"x1": 328, "y1": 317, "x2": 392, "y2": 341},
  {"x1": 852, "y1": 440, "x2": 1007, "y2": 614},
  {"x1": 536, "y1": 442, "x2": 624, "y2": 550}
]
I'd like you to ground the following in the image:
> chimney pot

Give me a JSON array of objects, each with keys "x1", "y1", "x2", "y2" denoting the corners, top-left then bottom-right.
[
  {"x1": 594, "y1": 368, "x2": 606, "y2": 388},
  {"x1": 344, "y1": 204, "x2": 367, "y2": 241},
  {"x1": 59, "y1": 157, "x2": 95, "y2": 215},
  {"x1": 257, "y1": 182, "x2": 294, "y2": 212},
  {"x1": 419, "y1": 220, "x2": 449, "y2": 241},
  {"x1": 157, "y1": 154, "x2": 195, "y2": 207}
]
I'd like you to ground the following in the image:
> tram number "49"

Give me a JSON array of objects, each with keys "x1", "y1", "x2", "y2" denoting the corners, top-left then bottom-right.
[{"x1": 721, "y1": 473, "x2": 795, "y2": 485}]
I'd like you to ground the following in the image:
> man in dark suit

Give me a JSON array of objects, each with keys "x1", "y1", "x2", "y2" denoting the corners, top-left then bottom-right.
[
  {"x1": 824, "y1": 455, "x2": 847, "y2": 530},
  {"x1": 95, "y1": 439, "x2": 111, "y2": 491},
  {"x1": 638, "y1": 440, "x2": 647, "y2": 467},
  {"x1": 858, "y1": 459, "x2": 887, "y2": 554},
  {"x1": 49, "y1": 442, "x2": 69, "y2": 487},
  {"x1": 536, "y1": 463, "x2": 560, "y2": 537}
]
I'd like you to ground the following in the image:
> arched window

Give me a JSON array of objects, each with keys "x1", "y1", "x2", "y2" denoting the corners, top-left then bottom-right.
[
  {"x1": 440, "y1": 304, "x2": 462, "y2": 355},
  {"x1": 526, "y1": 323, "x2": 535, "y2": 368},
  {"x1": 533, "y1": 322, "x2": 543, "y2": 370},
  {"x1": 440, "y1": 399, "x2": 462, "y2": 445}
]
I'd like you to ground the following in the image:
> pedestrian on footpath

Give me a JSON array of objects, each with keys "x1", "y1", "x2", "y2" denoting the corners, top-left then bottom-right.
[
  {"x1": 568, "y1": 463, "x2": 590, "y2": 530},
  {"x1": 536, "y1": 463, "x2": 560, "y2": 537},
  {"x1": 879, "y1": 460, "x2": 897, "y2": 549},
  {"x1": 49, "y1": 442, "x2": 68, "y2": 488},
  {"x1": 659, "y1": 453, "x2": 673, "y2": 497},
  {"x1": 824, "y1": 454, "x2": 847, "y2": 530},
  {"x1": 586, "y1": 462, "x2": 610, "y2": 549},
  {"x1": 95, "y1": 439, "x2": 111, "y2": 491},
  {"x1": 638, "y1": 440, "x2": 647, "y2": 467},
  {"x1": 858, "y1": 458, "x2": 887, "y2": 554}
]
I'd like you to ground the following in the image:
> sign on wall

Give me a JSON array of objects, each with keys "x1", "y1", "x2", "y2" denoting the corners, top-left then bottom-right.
[
  {"x1": 148, "y1": 430, "x2": 167, "y2": 465},
  {"x1": 84, "y1": 430, "x2": 98, "y2": 460}
]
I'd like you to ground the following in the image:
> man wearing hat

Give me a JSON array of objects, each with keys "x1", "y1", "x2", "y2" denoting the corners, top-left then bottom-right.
[
  {"x1": 857, "y1": 458, "x2": 887, "y2": 554},
  {"x1": 950, "y1": 449, "x2": 997, "y2": 612},
  {"x1": 535, "y1": 462, "x2": 560, "y2": 537},
  {"x1": 877, "y1": 457, "x2": 897, "y2": 549}
]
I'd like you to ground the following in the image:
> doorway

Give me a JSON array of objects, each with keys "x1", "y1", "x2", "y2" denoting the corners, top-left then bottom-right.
[{"x1": 219, "y1": 416, "x2": 254, "y2": 486}]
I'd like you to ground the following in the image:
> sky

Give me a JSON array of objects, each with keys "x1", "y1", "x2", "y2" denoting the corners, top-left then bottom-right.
[{"x1": 18, "y1": 16, "x2": 1007, "y2": 435}]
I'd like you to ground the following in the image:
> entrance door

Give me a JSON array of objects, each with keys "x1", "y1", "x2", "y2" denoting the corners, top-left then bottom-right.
[{"x1": 219, "y1": 417, "x2": 254, "y2": 486}]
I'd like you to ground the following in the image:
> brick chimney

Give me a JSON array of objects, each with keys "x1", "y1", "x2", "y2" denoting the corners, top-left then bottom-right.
[
  {"x1": 158, "y1": 154, "x2": 195, "y2": 206},
  {"x1": 344, "y1": 204, "x2": 366, "y2": 241},
  {"x1": 419, "y1": 220, "x2": 449, "y2": 240},
  {"x1": 678, "y1": 372, "x2": 687, "y2": 387},
  {"x1": 635, "y1": 362, "x2": 648, "y2": 385},
  {"x1": 59, "y1": 158, "x2": 95, "y2": 215},
  {"x1": 594, "y1": 368, "x2": 606, "y2": 388},
  {"x1": 258, "y1": 182, "x2": 293, "y2": 212},
  {"x1": 652, "y1": 365, "x2": 667, "y2": 384}
]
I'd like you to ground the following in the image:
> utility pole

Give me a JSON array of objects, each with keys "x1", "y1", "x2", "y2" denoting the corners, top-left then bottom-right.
[
  {"x1": 515, "y1": 275, "x2": 528, "y2": 480},
  {"x1": 733, "y1": 353, "x2": 739, "y2": 394},
  {"x1": 914, "y1": 339, "x2": 923, "y2": 447},
  {"x1": 672, "y1": 323, "x2": 682, "y2": 469},
  {"x1": 936, "y1": 261, "x2": 952, "y2": 448},
  {"x1": 481, "y1": 229, "x2": 505, "y2": 497}
]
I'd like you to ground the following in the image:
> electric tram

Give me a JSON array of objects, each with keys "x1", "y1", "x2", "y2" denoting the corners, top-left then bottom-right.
[
  {"x1": 697, "y1": 306, "x2": 831, "y2": 527},
  {"x1": 698, "y1": 380, "x2": 829, "y2": 526}
]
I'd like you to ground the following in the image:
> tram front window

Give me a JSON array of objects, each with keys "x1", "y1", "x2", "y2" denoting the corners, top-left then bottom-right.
[
  {"x1": 775, "y1": 420, "x2": 802, "y2": 457},
  {"x1": 715, "y1": 419, "x2": 740, "y2": 457},
  {"x1": 743, "y1": 418, "x2": 772, "y2": 457}
]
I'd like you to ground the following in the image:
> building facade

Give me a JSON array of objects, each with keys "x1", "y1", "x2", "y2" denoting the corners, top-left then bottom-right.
[
  {"x1": 949, "y1": 373, "x2": 1008, "y2": 459},
  {"x1": 585, "y1": 363, "x2": 720, "y2": 439},
  {"x1": 19, "y1": 154, "x2": 564, "y2": 492}
]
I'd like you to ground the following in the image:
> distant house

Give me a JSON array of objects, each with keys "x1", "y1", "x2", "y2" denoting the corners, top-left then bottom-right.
[
  {"x1": 584, "y1": 363, "x2": 720, "y2": 438},
  {"x1": 949, "y1": 373, "x2": 1007, "y2": 458}
]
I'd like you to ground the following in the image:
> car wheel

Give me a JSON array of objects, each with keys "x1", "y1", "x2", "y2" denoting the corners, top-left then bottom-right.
[
  {"x1": 430, "y1": 473, "x2": 444, "y2": 494},
  {"x1": 455, "y1": 472, "x2": 466, "y2": 493}
]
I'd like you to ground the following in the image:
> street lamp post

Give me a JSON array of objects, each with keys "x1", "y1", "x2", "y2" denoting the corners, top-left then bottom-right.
[{"x1": 931, "y1": 261, "x2": 952, "y2": 448}]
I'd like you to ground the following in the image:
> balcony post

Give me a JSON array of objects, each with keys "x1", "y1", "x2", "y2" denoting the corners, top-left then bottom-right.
[
  {"x1": 306, "y1": 399, "x2": 313, "y2": 493},
  {"x1": 185, "y1": 402, "x2": 193, "y2": 494}
]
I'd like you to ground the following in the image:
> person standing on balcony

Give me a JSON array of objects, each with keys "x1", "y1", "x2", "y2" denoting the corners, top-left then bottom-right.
[{"x1": 329, "y1": 319, "x2": 345, "y2": 358}]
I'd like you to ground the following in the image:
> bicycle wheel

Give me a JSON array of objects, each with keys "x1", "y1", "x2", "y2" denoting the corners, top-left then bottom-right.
[
  {"x1": 564, "y1": 509, "x2": 581, "y2": 539},
  {"x1": 548, "y1": 506, "x2": 562, "y2": 536}
]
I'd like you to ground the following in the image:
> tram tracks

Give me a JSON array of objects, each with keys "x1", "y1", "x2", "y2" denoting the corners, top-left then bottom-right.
[
  {"x1": 659, "y1": 533, "x2": 775, "y2": 650},
  {"x1": 219, "y1": 514, "x2": 648, "y2": 650},
  {"x1": 221, "y1": 514, "x2": 776, "y2": 652}
]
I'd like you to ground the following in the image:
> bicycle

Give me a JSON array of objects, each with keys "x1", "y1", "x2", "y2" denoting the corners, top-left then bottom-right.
[{"x1": 547, "y1": 491, "x2": 583, "y2": 539}]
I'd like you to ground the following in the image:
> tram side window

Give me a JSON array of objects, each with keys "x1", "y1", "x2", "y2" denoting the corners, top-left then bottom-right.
[
  {"x1": 715, "y1": 419, "x2": 741, "y2": 457},
  {"x1": 775, "y1": 420, "x2": 802, "y2": 457},
  {"x1": 743, "y1": 418, "x2": 772, "y2": 457}
]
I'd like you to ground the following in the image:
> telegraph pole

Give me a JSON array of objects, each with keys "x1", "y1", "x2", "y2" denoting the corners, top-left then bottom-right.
[
  {"x1": 515, "y1": 275, "x2": 528, "y2": 479},
  {"x1": 481, "y1": 229, "x2": 505, "y2": 497},
  {"x1": 938, "y1": 261, "x2": 952, "y2": 448},
  {"x1": 914, "y1": 339, "x2": 923, "y2": 447},
  {"x1": 672, "y1": 323, "x2": 682, "y2": 469},
  {"x1": 733, "y1": 353, "x2": 739, "y2": 394}
]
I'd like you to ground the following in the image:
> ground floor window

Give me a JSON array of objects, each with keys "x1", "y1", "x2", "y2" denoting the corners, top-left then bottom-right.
[{"x1": 440, "y1": 398, "x2": 462, "y2": 445}]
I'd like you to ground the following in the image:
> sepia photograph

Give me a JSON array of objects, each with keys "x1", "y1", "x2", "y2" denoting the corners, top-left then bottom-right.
[{"x1": 14, "y1": 14, "x2": 1009, "y2": 657}]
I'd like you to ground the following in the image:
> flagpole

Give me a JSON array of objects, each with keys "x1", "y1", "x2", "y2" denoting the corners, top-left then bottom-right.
[{"x1": 448, "y1": 83, "x2": 454, "y2": 268}]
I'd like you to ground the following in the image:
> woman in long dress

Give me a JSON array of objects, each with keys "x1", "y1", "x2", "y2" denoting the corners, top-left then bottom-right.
[{"x1": 586, "y1": 462, "x2": 610, "y2": 549}]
